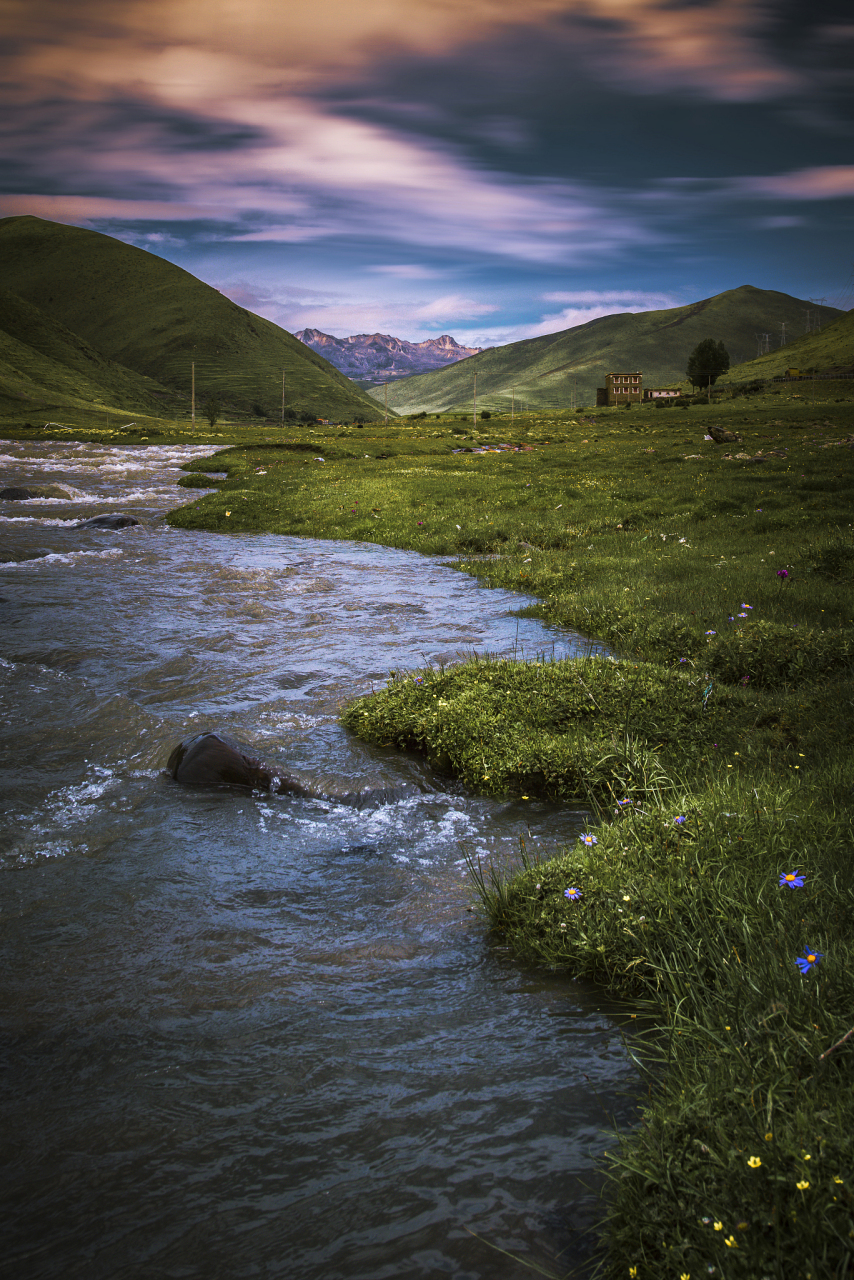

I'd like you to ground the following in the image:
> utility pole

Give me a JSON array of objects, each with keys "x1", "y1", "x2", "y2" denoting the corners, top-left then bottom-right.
[
  {"x1": 803, "y1": 309, "x2": 812, "y2": 334},
  {"x1": 780, "y1": 322, "x2": 787, "y2": 347},
  {"x1": 191, "y1": 361, "x2": 195, "y2": 427},
  {"x1": 810, "y1": 297, "x2": 826, "y2": 331},
  {"x1": 473, "y1": 372, "x2": 477, "y2": 428},
  {"x1": 511, "y1": 387, "x2": 515, "y2": 423}
]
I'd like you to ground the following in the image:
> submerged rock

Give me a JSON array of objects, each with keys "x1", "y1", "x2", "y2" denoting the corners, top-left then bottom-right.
[
  {"x1": 166, "y1": 730, "x2": 311, "y2": 795},
  {"x1": 1, "y1": 484, "x2": 74, "y2": 500},
  {"x1": 0, "y1": 487, "x2": 34, "y2": 500},
  {"x1": 77, "y1": 514, "x2": 140, "y2": 529}
]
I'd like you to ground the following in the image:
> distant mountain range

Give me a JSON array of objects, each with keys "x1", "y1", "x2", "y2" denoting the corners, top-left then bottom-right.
[
  {"x1": 295, "y1": 329, "x2": 481, "y2": 385},
  {"x1": 367, "y1": 286, "x2": 846, "y2": 415},
  {"x1": 0, "y1": 216, "x2": 383, "y2": 421}
]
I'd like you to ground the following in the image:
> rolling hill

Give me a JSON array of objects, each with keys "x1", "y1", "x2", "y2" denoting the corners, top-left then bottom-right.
[
  {"x1": 368, "y1": 286, "x2": 846, "y2": 415},
  {"x1": 0, "y1": 216, "x2": 384, "y2": 421}
]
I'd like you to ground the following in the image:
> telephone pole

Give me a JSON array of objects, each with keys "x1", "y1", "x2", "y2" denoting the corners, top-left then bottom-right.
[
  {"x1": 780, "y1": 322, "x2": 787, "y2": 347},
  {"x1": 472, "y1": 372, "x2": 477, "y2": 427}
]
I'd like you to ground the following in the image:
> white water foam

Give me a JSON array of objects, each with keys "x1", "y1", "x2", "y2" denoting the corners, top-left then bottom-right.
[{"x1": 0, "y1": 548, "x2": 123, "y2": 570}]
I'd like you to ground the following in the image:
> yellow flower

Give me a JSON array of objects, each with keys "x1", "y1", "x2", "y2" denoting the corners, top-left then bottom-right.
[
  {"x1": 803, "y1": 1153, "x2": 811, "y2": 1160},
  {"x1": 629, "y1": 1269, "x2": 638, "y2": 1278},
  {"x1": 796, "y1": 1180, "x2": 810, "y2": 1191},
  {"x1": 834, "y1": 1176, "x2": 844, "y2": 1184},
  {"x1": 765, "y1": 1132, "x2": 773, "y2": 1141},
  {"x1": 713, "y1": 1221, "x2": 723, "y2": 1231},
  {"x1": 725, "y1": 1235, "x2": 738, "y2": 1248},
  {"x1": 680, "y1": 1274, "x2": 690, "y2": 1279}
]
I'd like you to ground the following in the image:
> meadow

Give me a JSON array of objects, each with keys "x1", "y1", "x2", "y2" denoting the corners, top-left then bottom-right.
[
  {"x1": 164, "y1": 385, "x2": 854, "y2": 1279},
  {"x1": 5, "y1": 383, "x2": 853, "y2": 1278}
]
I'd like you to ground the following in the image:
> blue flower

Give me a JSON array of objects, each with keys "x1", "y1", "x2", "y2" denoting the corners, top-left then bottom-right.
[
  {"x1": 705, "y1": 630, "x2": 716, "y2": 636},
  {"x1": 779, "y1": 870, "x2": 805, "y2": 888},
  {"x1": 742, "y1": 603, "x2": 753, "y2": 609},
  {"x1": 674, "y1": 815, "x2": 686, "y2": 825},
  {"x1": 564, "y1": 887, "x2": 581, "y2": 901},
  {"x1": 579, "y1": 833, "x2": 598, "y2": 846},
  {"x1": 616, "y1": 798, "x2": 631, "y2": 808},
  {"x1": 796, "y1": 948, "x2": 823, "y2": 974},
  {"x1": 737, "y1": 612, "x2": 748, "y2": 618}
]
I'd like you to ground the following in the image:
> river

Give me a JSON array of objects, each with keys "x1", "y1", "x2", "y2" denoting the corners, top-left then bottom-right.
[{"x1": 1, "y1": 438, "x2": 641, "y2": 1280}]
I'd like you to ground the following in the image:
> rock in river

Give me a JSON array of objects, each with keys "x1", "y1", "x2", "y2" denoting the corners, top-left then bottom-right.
[
  {"x1": 76, "y1": 514, "x2": 141, "y2": 529},
  {"x1": 167, "y1": 731, "x2": 311, "y2": 795}
]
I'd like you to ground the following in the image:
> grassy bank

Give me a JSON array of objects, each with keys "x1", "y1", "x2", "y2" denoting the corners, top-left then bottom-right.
[
  {"x1": 163, "y1": 389, "x2": 854, "y2": 1278},
  {"x1": 15, "y1": 389, "x2": 854, "y2": 1277}
]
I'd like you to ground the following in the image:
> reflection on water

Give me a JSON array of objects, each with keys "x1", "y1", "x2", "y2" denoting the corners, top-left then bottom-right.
[{"x1": 1, "y1": 439, "x2": 639, "y2": 1279}]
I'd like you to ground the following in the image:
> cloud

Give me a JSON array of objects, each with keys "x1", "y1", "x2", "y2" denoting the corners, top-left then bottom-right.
[{"x1": 734, "y1": 165, "x2": 854, "y2": 200}]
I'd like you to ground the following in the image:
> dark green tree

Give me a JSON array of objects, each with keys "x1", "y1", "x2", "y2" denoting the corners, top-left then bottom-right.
[
  {"x1": 202, "y1": 394, "x2": 221, "y2": 427},
  {"x1": 686, "y1": 339, "x2": 730, "y2": 391}
]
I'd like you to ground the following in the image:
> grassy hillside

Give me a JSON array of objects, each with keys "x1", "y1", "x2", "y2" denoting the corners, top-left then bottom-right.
[
  {"x1": 717, "y1": 305, "x2": 854, "y2": 384},
  {"x1": 0, "y1": 287, "x2": 182, "y2": 417},
  {"x1": 371, "y1": 285, "x2": 845, "y2": 414},
  {"x1": 0, "y1": 216, "x2": 384, "y2": 421}
]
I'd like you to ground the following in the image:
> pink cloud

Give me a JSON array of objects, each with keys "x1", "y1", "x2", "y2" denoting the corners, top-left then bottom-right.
[{"x1": 735, "y1": 166, "x2": 854, "y2": 200}]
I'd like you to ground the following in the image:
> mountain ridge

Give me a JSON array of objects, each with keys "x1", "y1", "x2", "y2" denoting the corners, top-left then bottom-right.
[{"x1": 295, "y1": 327, "x2": 481, "y2": 384}]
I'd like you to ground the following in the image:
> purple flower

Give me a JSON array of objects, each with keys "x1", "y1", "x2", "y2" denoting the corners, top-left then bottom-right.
[
  {"x1": 779, "y1": 870, "x2": 805, "y2": 888},
  {"x1": 737, "y1": 612, "x2": 748, "y2": 618},
  {"x1": 742, "y1": 604, "x2": 753, "y2": 609},
  {"x1": 705, "y1": 630, "x2": 716, "y2": 636},
  {"x1": 564, "y1": 887, "x2": 581, "y2": 901},
  {"x1": 679, "y1": 657, "x2": 688, "y2": 663},
  {"x1": 796, "y1": 948, "x2": 823, "y2": 974},
  {"x1": 579, "y1": 833, "x2": 597, "y2": 847},
  {"x1": 674, "y1": 815, "x2": 686, "y2": 825},
  {"x1": 777, "y1": 569, "x2": 789, "y2": 580},
  {"x1": 416, "y1": 521, "x2": 424, "y2": 526},
  {"x1": 741, "y1": 676, "x2": 750, "y2": 685}
]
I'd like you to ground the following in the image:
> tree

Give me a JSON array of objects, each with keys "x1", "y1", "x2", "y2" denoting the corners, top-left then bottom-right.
[
  {"x1": 202, "y1": 395, "x2": 221, "y2": 427},
  {"x1": 686, "y1": 339, "x2": 730, "y2": 391}
]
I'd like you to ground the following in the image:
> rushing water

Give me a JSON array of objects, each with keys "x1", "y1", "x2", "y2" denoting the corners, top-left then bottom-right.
[{"x1": 1, "y1": 440, "x2": 641, "y2": 1280}]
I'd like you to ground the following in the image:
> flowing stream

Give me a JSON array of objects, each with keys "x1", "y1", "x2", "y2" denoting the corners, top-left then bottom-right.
[{"x1": 1, "y1": 439, "x2": 641, "y2": 1280}]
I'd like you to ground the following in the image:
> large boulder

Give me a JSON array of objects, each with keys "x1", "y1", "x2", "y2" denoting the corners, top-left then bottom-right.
[
  {"x1": 166, "y1": 730, "x2": 310, "y2": 795},
  {"x1": 77, "y1": 514, "x2": 140, "y2": 529}
]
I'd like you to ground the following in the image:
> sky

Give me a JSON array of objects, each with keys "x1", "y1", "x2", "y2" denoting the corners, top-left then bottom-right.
[{"x1": 2, "y1": 0, "x2": 853, "y2": 346}]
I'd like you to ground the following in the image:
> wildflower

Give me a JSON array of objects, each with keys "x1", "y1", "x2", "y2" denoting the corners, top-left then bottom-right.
[
  {"x1": 741, "y1": 676, "x2": 750, "y2": 685},
  {"x1": 616, "y1": 798, "x2": 631, "y2": 808},
  {"x1": 713, "y1": 1221, "x2": 723, "y2": 1231},
  {"x1": 796, "y1": 949, "x2": 823, "y2": 974},
  {"x1": 725, "y1": 1236, "x2": 738, "y2": 1248},
  {"x1": 622, "y1": 894, "x2": 631, "y2": 901},
  {"x1": 416, "y1": 521, "x2": 424, "y2": 526},
  {"x1": 414, "y1": 676, "x2": 424, "y2": 684},
  {"x1": 765, "y1": 1133, "x2": 773, "y2": 1141},
  {"x1": 564, "y1": 887, "x2": 581, "y2": 900},
  {"x1": 834, "y1": 1176, "x2": 844, "y2": 1184},
  {"x1": 629, "y1": 1269, "x2": 638, "y2": 1278},
  {"x1": 559, "y1": 923, "x2": 567, "y2": 929},
  {"x1": 705, "y1": 630, "x2": 716, "y2": 636},
  {"x1": 679, "y1": 657, "x2": 688, "y2": 663},
  {"x1": 737, "y1": 612, "x2": 748, "y2": 618},
  {"x1": 674, "y1": 815, "x2": 686, "y2": 825},
  {"x1": 777, "y1": 569, "x2": 789, "y2": 580},
  {"x1": 742, "y1": 603, "x2": 753, "y2": 609},
  {"x1": 748, "y1": 1156, "x2": 762, "y2": 1168},
  {"x1": 779, "y1": 870, "x2": 805, "y2": 888},
  {"x1": 579, "y1": 833, "x2": 597, "y2": 846},
  {"x1": 796, "y1": 1180, "x2": 809, "y2": 1191}
]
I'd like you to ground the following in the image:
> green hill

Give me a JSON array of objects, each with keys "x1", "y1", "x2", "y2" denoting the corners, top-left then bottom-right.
[
  {"x1": 370, "y1": 285, "x2": 845, "y2": 414},
  {"x1": 0, "y1": 216, "x2": 383, "y2": 421},
  {"x1": 718, "y1": 306, "x2": 854, "y2": 384},
  {"x1": 0, "y1": 286, "x2": 182, "y2": 417}
]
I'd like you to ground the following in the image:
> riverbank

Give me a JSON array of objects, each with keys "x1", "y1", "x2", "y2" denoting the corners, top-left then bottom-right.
[
  {"x1": 17, "y1": 394, "x2": 853, "y2": 1276},
  {"x1": 163, "y1": 395, "x2": 853, "y2": 1278}
]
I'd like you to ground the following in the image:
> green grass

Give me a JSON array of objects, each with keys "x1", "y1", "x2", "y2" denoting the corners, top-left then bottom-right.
[
  {"x1": 8, "y1": 387, "x2": 854, "y2": 1278},
  {"x1": 0, "y1": 215, "x2": 384, "y2": 422},
  {"x1": 370, "y1": 286, "x2": 849, "y2": 415}
]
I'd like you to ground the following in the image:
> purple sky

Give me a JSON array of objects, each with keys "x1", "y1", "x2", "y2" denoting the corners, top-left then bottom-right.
[{"x1": 2, "y1": 0, "x2": 853, "y2": 344}]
